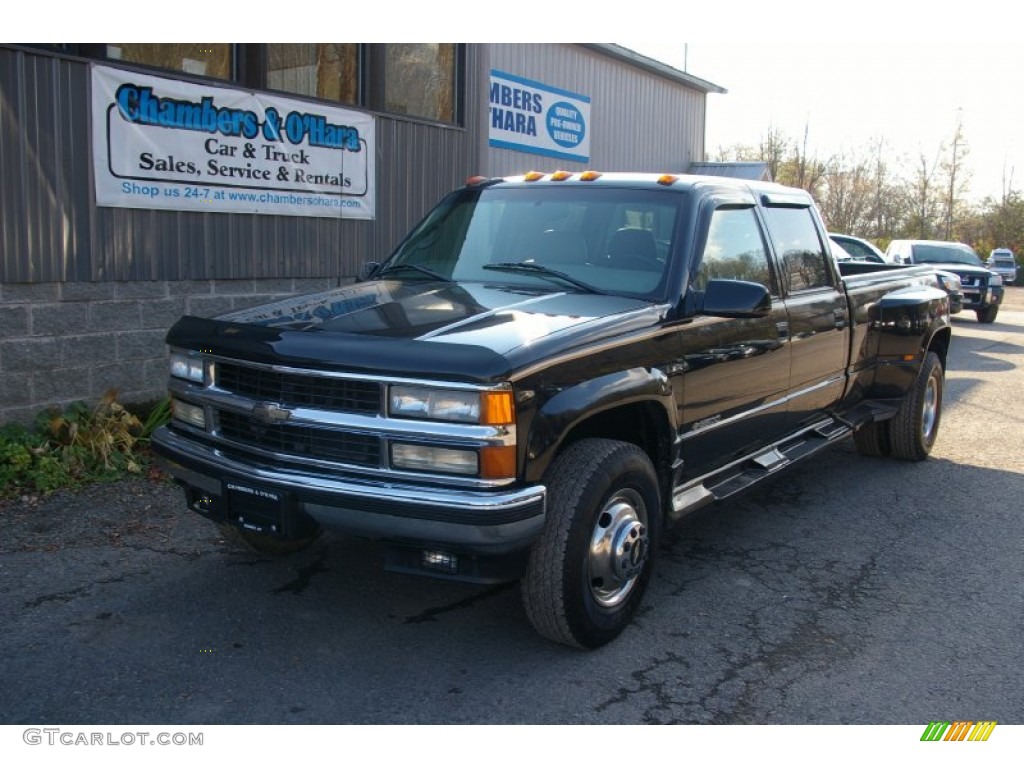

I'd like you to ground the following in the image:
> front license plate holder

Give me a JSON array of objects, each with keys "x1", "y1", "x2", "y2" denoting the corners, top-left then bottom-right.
[{"x1": 225, "y1": 480, "x2": 290, "y2": 536}]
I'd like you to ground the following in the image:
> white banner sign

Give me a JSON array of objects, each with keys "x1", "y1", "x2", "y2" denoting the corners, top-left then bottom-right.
[
  {"x1": 91, "y1": 65, "x2": 375, "y2": 218},
  {"x1": 488, "y1": 69, "x2": 591, "y2": 163}
]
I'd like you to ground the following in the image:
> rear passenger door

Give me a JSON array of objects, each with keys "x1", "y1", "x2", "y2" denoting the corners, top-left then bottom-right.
[{"x1": 761, "y1": 198, "x2": 848, "y2": 427}]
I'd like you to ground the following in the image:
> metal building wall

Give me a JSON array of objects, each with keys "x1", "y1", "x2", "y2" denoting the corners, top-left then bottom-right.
[
  {"x1": 484, "y1": 44, "x2": 708, "y2": 177},
  {"x1": 0, "y1": 45, "x2": 484, "y2": 284}
]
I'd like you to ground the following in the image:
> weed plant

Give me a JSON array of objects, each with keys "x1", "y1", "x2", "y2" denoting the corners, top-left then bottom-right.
[{"x1": 0, "y1": 391, "x2": 170, "y2": 499}]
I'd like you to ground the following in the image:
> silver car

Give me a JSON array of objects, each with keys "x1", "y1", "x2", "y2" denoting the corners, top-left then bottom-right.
[{"x1": 987, "y1": 248, "x2": 1018, "y2": 286}]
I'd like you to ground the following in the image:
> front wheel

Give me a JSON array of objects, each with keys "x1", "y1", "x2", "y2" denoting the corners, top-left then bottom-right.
[
  {"x1": 889, "y1": 351, "x2": 943, "y2": 461},
  {"x1": 521, "y1": 438, "x2": 660, "y2": 649},
  {"x1": 976, "y1": 306, "x2": 999, "y2": 324}
]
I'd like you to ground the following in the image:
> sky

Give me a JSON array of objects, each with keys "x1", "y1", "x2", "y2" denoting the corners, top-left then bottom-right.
[{"x1": 623, "y1": 41, "x2": 1022, "y2": 203}]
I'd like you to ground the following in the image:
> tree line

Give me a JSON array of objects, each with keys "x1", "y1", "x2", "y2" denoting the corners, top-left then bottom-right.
[{"x1": 711, "y1": 120, "x2": 1023, "y2": 262}]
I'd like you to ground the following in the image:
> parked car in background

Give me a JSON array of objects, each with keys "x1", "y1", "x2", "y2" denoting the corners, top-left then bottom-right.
[
  {"x1": 829, "y1": 233, "x2": 887, "y2": 263},
  {"x1": 886, "y1": 239, "x2": 1004, "y2": 323},
  {"x1": 987, "y1": 248, "x2": 1018, "y2": 285},
  {"x1": 831, "y1": 236, "x2": 961, "y2": 313},
  {"x1": 933, "y1": 269, "x2": 964, "y2": 314}
]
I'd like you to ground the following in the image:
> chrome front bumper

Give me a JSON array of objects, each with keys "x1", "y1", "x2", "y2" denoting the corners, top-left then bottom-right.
[{"x1": 152, "y1": 426, "x2": 546, "y2": 554}]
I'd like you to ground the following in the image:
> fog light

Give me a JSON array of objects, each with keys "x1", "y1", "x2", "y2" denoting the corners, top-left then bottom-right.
[
  {"x1": 171, "y1": 399, "x2": 206, "y2": 429},
  {"x1": 422, "y1": 550, "x2": 458, "y2": 574},
  {"x1": 391, "y1": 443, "x2": 478, "y2": 475}
]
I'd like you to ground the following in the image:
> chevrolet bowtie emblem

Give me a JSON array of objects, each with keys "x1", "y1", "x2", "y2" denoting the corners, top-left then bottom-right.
[{"x1": 252, "y1": 403, "x2": 292, "y2": 423}]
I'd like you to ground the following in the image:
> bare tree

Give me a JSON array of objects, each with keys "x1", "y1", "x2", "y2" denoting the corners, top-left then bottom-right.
[
  {"x1": 792, "y1": 122, "x2": 830, "y2": 197},
  {"x1": 709, "y1": 121, "x2": 1023, "y2": 253},
  {"x1": 908, "y1": 147, "x2": 943, "y2": 239},
  {"x1": 941, "y1": 112, "x2": 971, "y2": 240},
  {"x1": 820, "y1": 153, "x2": 872, "y2": 234},
  {"x1": 758, "y1": 125, "x2": 789, "y2": 183}
]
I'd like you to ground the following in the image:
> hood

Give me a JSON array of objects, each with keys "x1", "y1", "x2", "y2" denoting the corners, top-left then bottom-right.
[
  {"x1": 916, "y1": 262, "x2": 994, "y2": 279},
  {"x1": 167, "y1": 279, "x2": 667, "y2": 383}
]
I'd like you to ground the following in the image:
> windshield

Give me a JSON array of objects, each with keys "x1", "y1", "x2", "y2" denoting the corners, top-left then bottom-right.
[
  {"x1": 911, "y1": 243, "x2": 984, "y2": 267},
  {"x1": 382, "y1": 186, "x2": 684, "y2": 299}
]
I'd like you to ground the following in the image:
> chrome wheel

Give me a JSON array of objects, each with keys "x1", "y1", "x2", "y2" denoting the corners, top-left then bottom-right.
[
  {"x1": 588, "y1": 488, "x2": 650, "y2": 608},
  {"x1": 921, "y1": 373, "x2": 938, "y2": 443},
  {"x1": 522, "y1": 438, "x2": 661, "y2": 648},
  {"x1": 890, "y1": 351, "x2": 943, "y2": 461}
]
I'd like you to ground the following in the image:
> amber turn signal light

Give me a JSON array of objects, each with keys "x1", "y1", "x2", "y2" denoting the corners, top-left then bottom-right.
[
  {"x1": 480, "y1": 445, "x2": 516, "y2": 479},
  {"x1": 480, "y1": 391, "x2": 514, "y2": 425}
]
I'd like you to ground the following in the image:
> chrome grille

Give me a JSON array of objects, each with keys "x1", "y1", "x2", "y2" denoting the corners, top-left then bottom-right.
[
  {"x1": 217, "y1": 410, "x2": 380, "y2": 467},
  {"x1": 216, "y1": 362, "x2": 380, "y2": 414}
]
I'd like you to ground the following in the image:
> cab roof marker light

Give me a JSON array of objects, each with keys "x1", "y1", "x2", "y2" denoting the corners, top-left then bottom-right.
[
  {"x1": 550, "y1": 170, "x2": 572, "y2": 181},
  {"x1": 579, "y1": 171, "x2": 602, "y2": 181},
  {"x1": 657, "y1": 174, "x2": 679, "y2": 186},
  {"x1": 523, "y1": 171, "x2": 545, "y2": 182}
]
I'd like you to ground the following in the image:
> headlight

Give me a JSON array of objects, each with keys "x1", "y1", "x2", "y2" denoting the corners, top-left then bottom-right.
[
  {"x1": 389, "y1": 386, "x2": 513, "y2": 425},
  {"x1": 169, "y1": 351, "x2": 206, "y2": 384},
  {"x1": 989, "y1": 274, "x2": 1003, "y2": 287},
  {"x1": 936, "y1": 274, "x2": 961, "y2": 292}
]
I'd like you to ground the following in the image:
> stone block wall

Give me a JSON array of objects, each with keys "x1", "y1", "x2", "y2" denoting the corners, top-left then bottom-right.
[{"x1": 0, "y1": 278, "x2": 339, "y2": 425}]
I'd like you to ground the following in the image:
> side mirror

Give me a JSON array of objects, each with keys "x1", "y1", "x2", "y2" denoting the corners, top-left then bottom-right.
[
  {"x1": 357, "y1": 261, "x2": 380, "y2": 282},
  {"x1": 701, "y1": 279, "x2": 772, "y2": 318}
]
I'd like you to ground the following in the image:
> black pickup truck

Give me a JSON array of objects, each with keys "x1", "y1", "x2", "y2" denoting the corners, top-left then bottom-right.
[{"x1": 153, "y1": 172, "x2": 952, "y2": 648}]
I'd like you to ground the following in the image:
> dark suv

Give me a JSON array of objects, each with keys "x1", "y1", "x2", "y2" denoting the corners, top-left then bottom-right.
[{"x1": 886, "y1": 240, "x2": 1004, "y2": 323}]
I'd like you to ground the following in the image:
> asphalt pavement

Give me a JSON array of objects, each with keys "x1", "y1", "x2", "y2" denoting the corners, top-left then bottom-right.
[{"x1": 1, "y1": 289, "x2": 1022, "y2": 727}]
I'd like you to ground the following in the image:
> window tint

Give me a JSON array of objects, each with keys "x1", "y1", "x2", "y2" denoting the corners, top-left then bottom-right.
[
  {"x1": 390, "y1": 186, "x2": 681, "y2": 298},
  {"x1": 838, "y1": 239, "x2": 871, "y2": 259},
  {"x1": 267, "y1": 44, "x2": 358, "y2": 104},
  {"x1": 106, "y1": 44, "x2": 232, "y2": 80},
  {"x1": 89, "y1": 44, "x2": 465, "y2": 127},
  {"x1": 695, "y1": 207, "x2": 775, "y2": 293},
  {"x1": 384, "y1": 44, "x2": 456, "y2": 122},
  {"x1": 764, "y1": 207, "x2": 831, "y2": 292}
]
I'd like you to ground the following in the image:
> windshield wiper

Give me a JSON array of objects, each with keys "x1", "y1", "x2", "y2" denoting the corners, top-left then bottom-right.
[
  {"x1": 377, "y1": 263, "x2": 453, "y2": 282},
  {"x1": 483, "y1": 262, "x2": 605, "y2": 294}
]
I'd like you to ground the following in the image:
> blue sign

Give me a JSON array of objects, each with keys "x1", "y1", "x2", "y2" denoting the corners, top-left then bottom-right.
[{"x1": 488, "y1": 70, "x2": 591, "y2": 163}]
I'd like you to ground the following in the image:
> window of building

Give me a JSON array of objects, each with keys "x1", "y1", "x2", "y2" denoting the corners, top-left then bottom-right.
[
  {"x1": 763, "y1": 206, "x2": 831, "y2": 292},
  {"x1": 696, "y1": 207, "x2": 776, "y2": 293},
  {"x1": 81, "y1": 43, "x2": 462, "y2": 126},
  {"x1": 266, "y1": 44, "x2": 358, "y2": 104},
  {"x1": 105, "y1": 44, "x2": 233, "y2": 80},
  {"x1": 382, "y1": 44, "x2": 457, "y2": 123}
]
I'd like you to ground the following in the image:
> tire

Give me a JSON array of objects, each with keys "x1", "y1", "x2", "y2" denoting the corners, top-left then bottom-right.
[
  {"x1": 889, "y1": 351, "x2": 943, "y2": 461},
  {"x1": 218, "y1": 524, "x2": 320, "y2": 556},
  {"x1": 852, "y1": 420, "x2": 891, "y2": 457},
  {"x1": 521, "y1": 438, "x2": 660, "y2": 649},
  {"x1": 976, "y1": 306, "x2": 999, "y2": 324}
]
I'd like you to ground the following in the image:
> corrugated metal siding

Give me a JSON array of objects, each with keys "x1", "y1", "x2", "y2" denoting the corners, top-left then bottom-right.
[
  {"x1": 1, "y1": 50, "x2": 93, "y2": 282},
  {"x1": 485, "y1": 44, "x2": 707, "y2": 177},
  {"x1": 1, "y1": 45, "x2": 483, "y2": 283}
]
